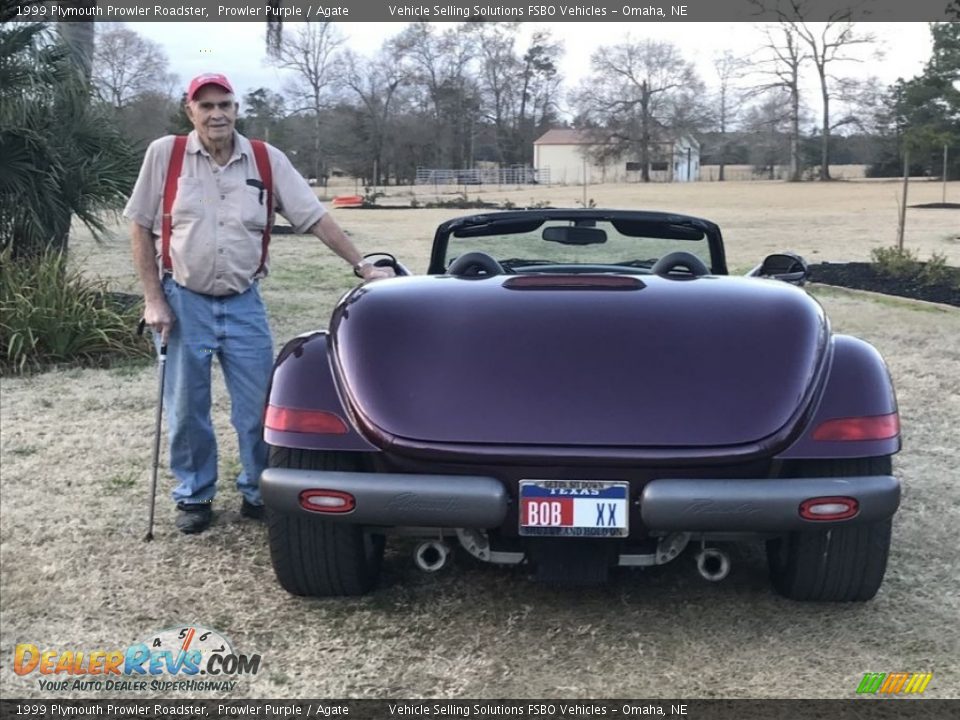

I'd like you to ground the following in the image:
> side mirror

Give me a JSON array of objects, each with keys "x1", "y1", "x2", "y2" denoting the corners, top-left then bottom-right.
[
  {"x1": 355, "y1": 252, "x2": 410, "y2": 277},
  {"x1": 748, "y1": 252, "x2": 809, "y2": 286}
]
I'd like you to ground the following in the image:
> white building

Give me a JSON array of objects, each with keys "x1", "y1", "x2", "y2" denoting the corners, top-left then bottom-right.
[{"x1": 533, "y1": 128, "x2": 700, "y2": 184}]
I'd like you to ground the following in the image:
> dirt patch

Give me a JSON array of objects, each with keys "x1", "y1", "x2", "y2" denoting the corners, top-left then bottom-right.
[{"x1": 809, "y1": 262, "x2": 960, "y2": 307}]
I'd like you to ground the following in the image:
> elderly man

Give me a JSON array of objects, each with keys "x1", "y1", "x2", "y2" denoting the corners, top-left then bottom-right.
[{"x1": 124, "y1": 73, "x2": 392, "y2": 534}]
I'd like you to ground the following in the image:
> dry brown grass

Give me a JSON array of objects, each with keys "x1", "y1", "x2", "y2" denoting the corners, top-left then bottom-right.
[
  {"x1": 1, "y1": 181, "x2": 958, "y2": 700},
  {"x1": 698, "y1": 164, "x2": 869, "y2": 182},
  {"x1": 331, "y1": 178, "x2": 959, "y2": 270}
]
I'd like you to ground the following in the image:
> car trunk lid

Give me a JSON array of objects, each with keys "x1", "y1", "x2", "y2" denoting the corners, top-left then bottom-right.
[{"x1": 332, "y1": 274, "x2": 828, "y2": 449}]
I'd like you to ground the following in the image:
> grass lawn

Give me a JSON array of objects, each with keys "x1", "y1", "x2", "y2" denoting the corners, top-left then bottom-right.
[{"x1": 1, "y1": 180, "x2": 958, "y2": 699}]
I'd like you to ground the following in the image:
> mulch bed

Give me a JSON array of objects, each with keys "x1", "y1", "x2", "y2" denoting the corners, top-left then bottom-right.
[{"x1": 808, "y1": 262, "x2": 960, "y2": 308}]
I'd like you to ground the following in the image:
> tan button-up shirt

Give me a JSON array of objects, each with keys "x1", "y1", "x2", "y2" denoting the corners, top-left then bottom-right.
[{"x1": 123, "y1": 131, "x2": 326, "y2": 296}]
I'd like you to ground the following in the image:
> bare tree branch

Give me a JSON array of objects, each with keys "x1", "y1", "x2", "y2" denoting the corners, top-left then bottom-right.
[
  {"x1": 753, "y1": 1, "x2": 877, "y2": 179},
  {"x1": 268, "y1": 22, "x2": 345, "y2": 184},
  {"x1": 570, "y1": 38, "x2": 704, "y2": 182},
  {"x1": 91, "y1": 24, "x2": 176, "y2": 110}
]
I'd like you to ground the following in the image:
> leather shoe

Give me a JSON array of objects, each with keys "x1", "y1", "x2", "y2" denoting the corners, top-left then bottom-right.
[
  {"x1": 175, "y1": 503, "x2": 213, "y2": 534},
  {"x1": 240, "y1": 498, "x2": 265, "y2": 521}
]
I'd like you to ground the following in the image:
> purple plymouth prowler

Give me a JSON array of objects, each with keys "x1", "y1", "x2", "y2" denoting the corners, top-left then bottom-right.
[{"x1": 260, "y1": 209, "x2": 901, "y2": 600}]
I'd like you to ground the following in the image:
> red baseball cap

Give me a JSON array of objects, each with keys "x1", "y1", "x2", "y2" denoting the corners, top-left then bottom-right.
[{"x1": 187, "y1": 73, "x2": 234, "y2": 101}]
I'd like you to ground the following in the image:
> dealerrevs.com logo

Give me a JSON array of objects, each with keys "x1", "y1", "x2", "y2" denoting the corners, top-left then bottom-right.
[
  {"x1": 856, "y1": 672, "x2": 934, "y2": 695},
  {"x1": 13, "y1": 626, "x2": 261, "y2": 693}
]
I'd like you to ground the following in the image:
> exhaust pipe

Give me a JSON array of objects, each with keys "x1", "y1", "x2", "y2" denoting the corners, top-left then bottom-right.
[
  {"x1": 414, "y1": 541, "x2": 450, "y2": 572},
  {"x1": 695, "y1": 547, "x2": 731, "y2": 582}
]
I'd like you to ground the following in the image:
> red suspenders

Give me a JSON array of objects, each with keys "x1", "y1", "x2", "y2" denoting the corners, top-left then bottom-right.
[
  {"x1": 249, "y1": 139, "x2": 273, "y2": 276},
  {"x1": 161, "y1": 136, "x2": 273, "y2": 275},
  {"x1": 160, "y1": 136, "x2": 188, "y2": 272}
]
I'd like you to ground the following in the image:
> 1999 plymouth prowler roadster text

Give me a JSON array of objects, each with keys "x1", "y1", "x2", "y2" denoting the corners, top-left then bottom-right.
[{"x1": 260, "y1": 210, "x2": 901, "y2": 601}]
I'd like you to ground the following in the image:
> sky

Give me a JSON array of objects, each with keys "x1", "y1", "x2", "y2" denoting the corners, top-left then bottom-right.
[{"x1": 132, "y1": 21, "x2": 934, "y2": 118}]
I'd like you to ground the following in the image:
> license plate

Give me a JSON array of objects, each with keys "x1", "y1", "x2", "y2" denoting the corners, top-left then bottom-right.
[{"x1": 518, "y1": 480, "x2": 629, "y2": 537}]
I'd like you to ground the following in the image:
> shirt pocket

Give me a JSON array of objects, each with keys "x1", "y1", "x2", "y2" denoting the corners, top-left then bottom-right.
[
  {"x1": 241, "y1": 183, "x2": 269, "y2": 230},
  {"x1": 171, "y1": 177, "x2": 204, "y2": 223}
]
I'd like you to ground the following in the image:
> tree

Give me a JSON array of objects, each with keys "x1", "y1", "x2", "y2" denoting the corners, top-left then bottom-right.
[
  {"x1": 55, "y1": 1, "x2": 96, "y2": 85},
  {"x1": 895, "y1": 23, "x2": 960, "y2": 179},
  {"x1": 517, "y1": 30, "x2": 564, "y2": 161},
  {"x1": 472, "y1": 23, "x2": 522, "y2": 166},
  {"x1": 266, "y1": 2, "x2": 283, "y2": 57},
  {"x1": 393, "y1": 22, "x2": 480, "y2": 169},
  {"x1": 337, "y1": 43, "x2": 405, "y2": 185},
  {"x1": 243, "y1": 88, "x2": 287, "y2": 145},
  {"x1": 750, "y1": 2, "x2": 878, "y2": 180},
  {"x1": 113, "y1": 90, "x2": 179, "y2": 146},
  {"x1": 387, "y1": 109, "x2": 439, "y2": 183},
  {"x1": 165, "y1": 92, "x2": 195, "y2": 136},
  {"x1": 0, "y1": 19, "x2": 138, "y2": 259},
  {"x1": 742, "y1": 89, "x2": 794, "y2": 179},
  {"x1": 807, "y1": 76, "x2": 897, "y2": 175},
  {"x1": 268, "y1": 22, "x2": 345, "y2": 184},
  {"x1": 750, "y1": 23, "x2": 807, "y2": 181},
  {"x1": 89, "y1": 23, "x2": 178, "y2": 145},
  {"x1": 710, "y1": 51, "x2": 749, "y2": 181},
  {"x1": 471, "y1": 24, "x2": 563, "y2": 166},
  {"x1": 571, "y1": 39, "x2": 703, "y2": 182},
  {"x1": 92, "y1": 23, "x2": 176, "y2": 110},
  {"x1": 784, "y1": 15, "x2": 875, "y2": 180}
]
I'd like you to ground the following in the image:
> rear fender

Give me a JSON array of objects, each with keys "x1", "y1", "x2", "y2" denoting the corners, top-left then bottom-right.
[
  {"x1": 264, "y1": 331, "x2": 377, "y2": 452},
  {"x1": 776, "y1": 334, "x2": 900, "y2": 460}
]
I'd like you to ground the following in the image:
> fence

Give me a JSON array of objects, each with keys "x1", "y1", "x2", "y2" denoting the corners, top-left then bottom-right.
[
  {"x1": 415, "y1": 166, "x2": 549, "y2": 186},
  {"x1": 699, "y1": 164, "x2": 869, "y2": 181}
]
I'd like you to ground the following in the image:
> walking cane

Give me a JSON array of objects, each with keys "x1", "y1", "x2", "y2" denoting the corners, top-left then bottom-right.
[{"x1": 138, "y1": 319, "x2": 167, "y2": 541}]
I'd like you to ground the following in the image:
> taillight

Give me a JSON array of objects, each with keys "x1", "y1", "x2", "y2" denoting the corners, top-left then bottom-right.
[
  {"x1": 799, "y1": 497, "x2": 859, "y2": 521},
  {"x1": 811, "y1": 413, "x2": 899, "y2": 441},
  {"x1": 299, "y1": 489, "x2": 355, "y2": 514},
  {"x1": 264, "y1": 405, "x2": 349, "y2": 434}
]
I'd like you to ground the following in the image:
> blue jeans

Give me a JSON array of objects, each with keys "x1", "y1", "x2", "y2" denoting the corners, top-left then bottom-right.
[{"x1": 157, "y1": 276, "x2": 274, "y2": 507}]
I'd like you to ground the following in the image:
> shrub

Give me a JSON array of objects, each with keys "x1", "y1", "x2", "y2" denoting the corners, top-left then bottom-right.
[
  {"x1": 362, "y1": 187, "x2": 384, "y2": 206},
  {"x1": 419, "y1": 194, "x2": 498, "y2": 209},
  {"x1": 0, "y1": 249, "x2": 151, "y2": 375},
  {"x1": 920, "y1": 252, "x2": 956, "y2": 287},
  {"x1": 870, "y1": 246, "x2": 960, "y2": 289},
  {"x1": 871, "y1": 246, "x2": 921, "y2": 278}
]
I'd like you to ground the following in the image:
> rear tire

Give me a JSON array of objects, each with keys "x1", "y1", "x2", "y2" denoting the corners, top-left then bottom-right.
[
  {"x1": 766, "y1": 456, "x2": 894, "y2": 602},
  {"x1": 267, "y1": 447, "x2": 384, "y2": 597}
]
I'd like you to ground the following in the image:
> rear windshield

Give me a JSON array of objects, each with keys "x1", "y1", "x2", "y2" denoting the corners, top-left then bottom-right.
[{"x1": 447, "y1": 218, "x2": 710, "y2": 272}]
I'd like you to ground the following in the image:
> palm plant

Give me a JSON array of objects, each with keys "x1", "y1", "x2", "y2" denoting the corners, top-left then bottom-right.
[{"x1": 0, "y1": 15, "x2": 138, "y2": 260}]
